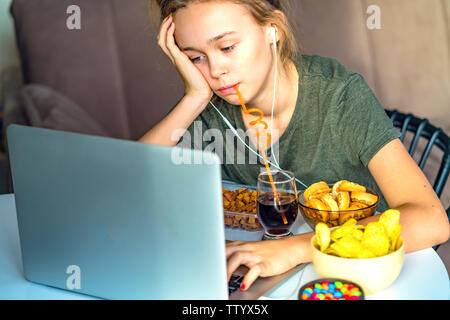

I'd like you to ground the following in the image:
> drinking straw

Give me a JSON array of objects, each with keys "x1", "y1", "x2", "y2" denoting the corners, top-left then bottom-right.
[{"x1": 234, "y1": 86, "x2": 288, "y2": 225}]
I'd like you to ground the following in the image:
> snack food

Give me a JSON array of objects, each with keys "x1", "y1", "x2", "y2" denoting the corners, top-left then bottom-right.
[
  {"x1": 300, "y1": 180, "x2": 379, "y2": 227},
  {"x1": 299, "y1": 279, "x2": 364, "y2": 300},
  {"x1": 313, "y1": 209, "x2": 402, "y2": 259},
  {"x1": 303, "y1": 182, "x2": 330, "y2": 202},
  {"x1": 223, "y1": 188, "x2": 257, "y2": 214},
  {"x1": 350, "y1": 191, "x2": 378, "y2": 206},
  {"x1": 223, "y1": 187, "x2": 263, "y2": 231}
]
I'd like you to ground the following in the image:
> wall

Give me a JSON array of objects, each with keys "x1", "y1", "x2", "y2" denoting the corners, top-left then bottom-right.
[{"x1": 295, "y1": 0, "x2": 450, "y2": 132}]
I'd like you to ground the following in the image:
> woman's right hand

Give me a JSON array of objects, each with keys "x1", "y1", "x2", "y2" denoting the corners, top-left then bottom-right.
[{"x1": 157, "y1": 15, "x2": 213, "y2": 103}]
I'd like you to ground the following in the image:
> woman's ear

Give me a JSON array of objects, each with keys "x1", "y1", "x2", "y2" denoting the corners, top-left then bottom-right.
[{"x1": 266, "y1": 25, "x2": 279, "y2": 44}]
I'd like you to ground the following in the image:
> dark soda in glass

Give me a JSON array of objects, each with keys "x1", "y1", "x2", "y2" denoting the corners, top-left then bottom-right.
[{"x1": 257, "y1": 192, "x2": 298, "y2": 236}]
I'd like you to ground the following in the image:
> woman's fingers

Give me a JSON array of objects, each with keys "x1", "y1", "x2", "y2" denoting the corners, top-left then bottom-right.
[
  {"x1": 241, "y1": 264, "x2": 264, "y2": 291},
  {"x1": 157, "y1": 16, "x2": 175, "y2": 64},
  {"x1": 226, "y1": 249, "x2": 259, "y2": 281},
  {"x1": 226, "y1": 250, "x2": 248, "y2": 280},
  {"x1": 155, "y1": 15, "x2": 213, "y2": 100},
  {"x1": 160, "y1": 15, "x2": 186, "y2": 67},
  {"x1": 227, "y1": 249, "x2": 265, "y2": 290},
  {"x1": 166, "y1": 21, "x2": 184, "y2": 66},
  {"x1": 225, "y1": 241, "x2": 247, "y2": 258}
]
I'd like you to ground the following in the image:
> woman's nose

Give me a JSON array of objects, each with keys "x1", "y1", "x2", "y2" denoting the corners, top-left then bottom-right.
[{"x1": 208, "y1": 56, "x2": 228, "y2": 79}]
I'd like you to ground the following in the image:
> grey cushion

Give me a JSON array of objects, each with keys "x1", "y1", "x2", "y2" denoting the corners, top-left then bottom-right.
[
  {"x1": 1, "y1": 66, "x2": 28, "y2": 152},
  {"x1": 10, "y1": 0, "x2": 184, "y2": 140},
  {"x1": 20, "y1": 84, "x2": 108, "y2": 136}
]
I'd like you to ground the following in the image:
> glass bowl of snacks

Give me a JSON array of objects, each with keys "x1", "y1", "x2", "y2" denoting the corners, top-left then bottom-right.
[
  {"x1": 311, "y1": 210, "x2": 404, "y2": 295},
  {"x1": 299, "y1": 180, "x2": 379, "y2": 228},
  {"x1": 222, "y1": 181, "x2": 264, "y2": 240}
]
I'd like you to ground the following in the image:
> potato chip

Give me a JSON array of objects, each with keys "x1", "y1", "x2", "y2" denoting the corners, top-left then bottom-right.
[
  {"x1": 329, "y1": 237, "x2": 365, "y2": 258},
  {"x1": 328, "y1": 241, "x2": 351, "y2": 258},
  {"x1": 323, "y1": 246, "x2": 340, "y2": 256},
  {"x1": 315, "y1": 222, "x2": 331, "y2": 252},
  {"x1": 361, "y1": 222, "x2": 390, "y2": 257},
  {"x1": 395, "y1": 235, "x2": 403, "y2": 251},
  {"x1": 355, "y1": 247, "x2": 376, "y2": 259},
  {"x1": 314, "y1": 209, "x2": 402, "y2": 259},
  {"x1": 350, "y1": 228, "x2": 364, "y2": 241},
  {"x1": 337, "y1": 228, "x2": 364, "y2": 251},
  {"x1": 389, "y1": 224, "x2": 402, "y2": 252},
  {"x1": 341, "y1": 236, "x2": 368, "y2": 257},
  {"x1": 330, "y1": 219, "x2": 357, "y2": 242},
  {"x1": 378, "y1": 209, "x2": 400, "y2": 237}
]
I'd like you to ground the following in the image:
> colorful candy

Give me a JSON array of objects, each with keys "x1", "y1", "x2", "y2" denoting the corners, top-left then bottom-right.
[{"x1": 299, "y1": 280, "x2": 364, "y2": 300}]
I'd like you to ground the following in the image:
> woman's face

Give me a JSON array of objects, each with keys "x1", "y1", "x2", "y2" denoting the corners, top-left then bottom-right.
[{"x1": 173, "y1": 1, "x2": 275, "y2": 105}]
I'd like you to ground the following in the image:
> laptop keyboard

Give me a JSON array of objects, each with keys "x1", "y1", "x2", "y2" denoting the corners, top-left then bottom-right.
[{"x1": 228, "y1": 274, "x2": 244, "y2": 294}]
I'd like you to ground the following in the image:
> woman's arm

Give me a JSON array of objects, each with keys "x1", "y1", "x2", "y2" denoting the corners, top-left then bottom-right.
[
  {"x1": 139, "y1": 15, "x2": 213, "y2": 147},
  {"x1": 138, "y1": 95, "x2": 209, "y2": 147},
  {"x1": 367, "y1": 138, "x2": 450, "y2": 251}
]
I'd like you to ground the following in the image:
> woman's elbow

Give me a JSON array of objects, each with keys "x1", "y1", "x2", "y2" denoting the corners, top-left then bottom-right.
[{"x1": 431, "y1": 207, "x2": 450, "y2": 246}]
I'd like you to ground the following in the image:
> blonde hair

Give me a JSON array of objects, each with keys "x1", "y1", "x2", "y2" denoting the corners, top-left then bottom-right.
[{"x1": 149, "y1": 0, "x2": 301, "y2": 71}]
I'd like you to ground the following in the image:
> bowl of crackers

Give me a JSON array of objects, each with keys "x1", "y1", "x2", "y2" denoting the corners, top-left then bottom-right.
[
  {"x1": 222, "y1": 182, "x2": 263, "y2": 232},
  {"x1": 299, "y1": 180, "x2": 379, "y2": 228}
]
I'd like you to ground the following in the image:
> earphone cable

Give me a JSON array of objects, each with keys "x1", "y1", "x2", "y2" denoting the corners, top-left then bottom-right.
[
  {"x1": 208, "y1": 100, "x2": 308, "y2": 189},
  {"x1": 270, "y1": 28, "x2": 280, "y2": 168}
]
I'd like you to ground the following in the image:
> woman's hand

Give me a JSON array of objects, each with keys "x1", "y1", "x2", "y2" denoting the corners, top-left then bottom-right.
[
  {"x1": 226, "y1": 235, "x2": 309, "y2": 290},
  {"x1": 157, "y1": 15, "x2": 213, "y2": 103}
]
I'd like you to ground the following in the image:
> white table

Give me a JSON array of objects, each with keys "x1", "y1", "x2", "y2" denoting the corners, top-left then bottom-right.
[{"x1": 1, "y1": 194, "x2": 448, "y2": 300}]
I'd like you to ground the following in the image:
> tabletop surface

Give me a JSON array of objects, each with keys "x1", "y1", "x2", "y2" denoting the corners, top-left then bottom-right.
[{"x1": 0, "y1": 193, "x2": 448, "y2": 300}]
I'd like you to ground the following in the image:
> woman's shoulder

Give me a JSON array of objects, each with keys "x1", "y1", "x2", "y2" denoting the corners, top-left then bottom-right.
[{"x1": 296, "y1": 54, "x2": 359, "y2": 83}]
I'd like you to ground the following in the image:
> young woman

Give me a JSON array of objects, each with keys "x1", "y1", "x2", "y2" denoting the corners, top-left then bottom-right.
[{"x1": 140, "y1": 0, "x2": 449, "y2": 290}]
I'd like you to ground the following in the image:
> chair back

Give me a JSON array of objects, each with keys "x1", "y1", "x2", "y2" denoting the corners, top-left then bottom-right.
[{"x1": 385, "y1": 109, "x2": 449, "y2": 199}]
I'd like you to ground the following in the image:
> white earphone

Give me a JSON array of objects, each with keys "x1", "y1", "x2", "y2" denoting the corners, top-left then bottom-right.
[
  {"x1": 270, "y1": 26, "x2": 277, "y2": 44},
  {"x1": 269, "y1": 26, "x2": 279, "y2": 168}
]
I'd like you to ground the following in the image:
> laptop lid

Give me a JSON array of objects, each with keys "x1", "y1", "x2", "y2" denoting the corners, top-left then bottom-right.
[{"x1": 7, "y1": 124, "x2": 228, "y2": 300}]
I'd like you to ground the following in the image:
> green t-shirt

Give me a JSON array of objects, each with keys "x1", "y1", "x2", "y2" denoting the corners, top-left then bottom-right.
[{"x1": 175, "y1": 54, "x2": 400, "y2": 212}]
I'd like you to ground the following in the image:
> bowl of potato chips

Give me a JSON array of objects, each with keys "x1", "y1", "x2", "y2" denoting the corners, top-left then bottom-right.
[
  {"x1": 311, "y1": 209, "x2": 404, "y2": 295},
  {"x1": 299, "y1": 181, "x2": 379, "y2": 228}
]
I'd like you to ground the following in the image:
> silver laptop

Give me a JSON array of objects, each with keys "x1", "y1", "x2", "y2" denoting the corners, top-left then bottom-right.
[{"x1": 7, "y1": 124, "x2": 302, "y2": 300}]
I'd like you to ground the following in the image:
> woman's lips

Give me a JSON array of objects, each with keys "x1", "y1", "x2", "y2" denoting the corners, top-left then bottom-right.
[{"x1": 218, "y1": 83, "x2": 240, "y2": 95}]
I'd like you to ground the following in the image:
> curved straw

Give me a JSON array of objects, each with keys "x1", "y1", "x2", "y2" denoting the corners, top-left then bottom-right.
[{"x1": 234, "y1": 86, "x2": 288, "y2": 225}]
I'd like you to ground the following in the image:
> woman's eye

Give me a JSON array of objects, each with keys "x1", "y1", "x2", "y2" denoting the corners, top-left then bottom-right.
[
  {"x1": 190, "y1": 56, "x2": 202, "y2": 63},
  {"x1": 222, "y1": 45, "x2": 235, "y2": 52},
  {"x1": 190, "y1": 44, "x2": 236, "y2": 63}
]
